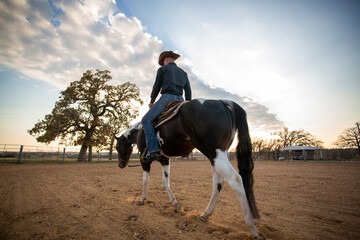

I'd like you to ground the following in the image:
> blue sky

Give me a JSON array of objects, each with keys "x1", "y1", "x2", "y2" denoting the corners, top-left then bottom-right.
[{"x1": 0, "y1": 0, "x2": 359, "y2": 147}]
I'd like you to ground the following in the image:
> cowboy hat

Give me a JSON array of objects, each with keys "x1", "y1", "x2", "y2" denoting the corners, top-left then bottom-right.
[{"x1": 158, "y1": 51, "x2": 180, "y2": 66}]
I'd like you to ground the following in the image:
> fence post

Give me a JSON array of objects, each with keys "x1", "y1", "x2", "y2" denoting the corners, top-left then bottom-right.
[
  {"x1": 62, "y1": 148, "x2": 66, "y2": 164},
  {"x1": 302, "y1": 149, "x2": 306, "y2": 161},
  {"x1": 337, "y1": 149, "x2": 341, "y2": 162},
  {"x1": 17, "y1": 145, "x2": 23, "y2": 164},
  {"x1": 2, "y1": 145, "x2": 5, "y2": 161},
  {"x1": 97, "y1": 151, "x2": 100, "y2": 162}
]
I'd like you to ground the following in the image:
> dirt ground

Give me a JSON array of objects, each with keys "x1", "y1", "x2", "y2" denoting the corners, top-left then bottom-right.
[{"x1": 0, "y1": 160, "x2": 359, "y2": 240}]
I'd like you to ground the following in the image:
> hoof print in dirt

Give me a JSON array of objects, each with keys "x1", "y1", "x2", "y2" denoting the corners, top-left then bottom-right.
[{"x1": 125, "y1": 215, "x2": 138, "y2": 221}]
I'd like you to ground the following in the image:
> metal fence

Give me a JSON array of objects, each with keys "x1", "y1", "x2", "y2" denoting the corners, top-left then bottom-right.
[
  {"x1": 253, "y1": 148, "x2": 359, "y2": 161},
  {"x1": 1, "y1": 144, "x2": 358, "y2": 163},
  {"x1": 0, "y1": 144, "x2": 215, "y2": 163},
  {"x1": 0, "y1": 144, "x2": 112, "y2": 163}
]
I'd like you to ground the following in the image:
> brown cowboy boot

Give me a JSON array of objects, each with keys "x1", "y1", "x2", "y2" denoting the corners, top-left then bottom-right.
[{"x1": 143, "y1": 151, "x2": 162, "y2": 163}]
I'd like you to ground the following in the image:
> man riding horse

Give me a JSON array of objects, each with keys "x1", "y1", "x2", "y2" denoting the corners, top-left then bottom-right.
[
  {"x1": 142, "y1": 51, "x2": 192, "y2": 162},
  {"x1": 116, "y1": 51, "x2": 265, "y2": 239}
]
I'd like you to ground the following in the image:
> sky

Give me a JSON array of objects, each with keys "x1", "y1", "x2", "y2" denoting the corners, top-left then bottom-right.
[{"x1": 0, "y1": 0, "x2": 359, "y2": 148}]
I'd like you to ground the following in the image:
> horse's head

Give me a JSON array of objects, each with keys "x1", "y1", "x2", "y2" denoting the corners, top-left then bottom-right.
[{"x1": 115, "y1": 135, "x2": 134, "y2": 168}]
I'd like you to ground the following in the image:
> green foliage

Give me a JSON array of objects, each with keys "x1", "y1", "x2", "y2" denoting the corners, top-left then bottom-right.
[{"x1": 28, "y1": 69, "x2": 143, "y2": 154}]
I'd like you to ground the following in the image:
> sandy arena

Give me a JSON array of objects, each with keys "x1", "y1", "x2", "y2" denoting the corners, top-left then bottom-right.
[{"x1": 0, "y1": 160, "x2": 359, "y2": 240}]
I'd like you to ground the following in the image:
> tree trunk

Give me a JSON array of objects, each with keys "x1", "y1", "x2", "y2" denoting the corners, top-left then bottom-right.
[
  {"x1": 78, "y1": 144, "x2": 88, "y2": 161},
  {"x1": 88, "y1": 146, "x2": 93, "y2": 162},
  {"x1": 109, "y1": 137, "x2": 114, "y2": 160},
  {"x1": 79, "y1": 129, "x2": 93, "y2": 162}
]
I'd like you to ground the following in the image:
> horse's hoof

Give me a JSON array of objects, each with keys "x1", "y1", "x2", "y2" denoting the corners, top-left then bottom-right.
[
  {"x1": 137, "y1": 200, "x2": 144, "y2": 206},
  {"x1": 174, "y1": 202, "x2": 183, "y2": 213},
  {"x1": 254, "y1": 233, "x2": 266, "y2": 240},
  {"x1": 199, "y1": 215, "x2": 208, "y2": 222}
]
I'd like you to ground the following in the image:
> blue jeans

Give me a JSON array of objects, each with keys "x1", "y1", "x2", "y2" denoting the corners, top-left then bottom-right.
[{"x1": 141, "y1": 94, "x2": 184, "y2": 154}]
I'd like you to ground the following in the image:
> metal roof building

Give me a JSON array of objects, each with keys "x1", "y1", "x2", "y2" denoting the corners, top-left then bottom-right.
[{"x1": 280, "y1": 146, "x2": 324, "y2": 160}]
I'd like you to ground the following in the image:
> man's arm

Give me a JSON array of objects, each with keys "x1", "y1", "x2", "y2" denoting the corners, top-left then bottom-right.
[
  {"x1": 150, "y1": 68, "x2": 163, "y2": 103},
  {"x1": 184, "y1": 75, "x2": 192, "y2": 101}
]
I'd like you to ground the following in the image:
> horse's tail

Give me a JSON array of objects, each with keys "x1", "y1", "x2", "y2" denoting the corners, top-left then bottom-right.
[{"x1": 232, "y1": 102, "x2": 260, "y2": 219}]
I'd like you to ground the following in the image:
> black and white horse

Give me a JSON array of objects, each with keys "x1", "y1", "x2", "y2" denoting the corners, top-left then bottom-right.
[{"x1": 116, "y1": 99, "x2": 263, "y2": 239}]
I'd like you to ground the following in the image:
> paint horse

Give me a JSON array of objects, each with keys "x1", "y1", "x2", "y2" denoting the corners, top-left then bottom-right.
[{"x1": 116, "y1": 99, "x2": 264, "y2": 239}]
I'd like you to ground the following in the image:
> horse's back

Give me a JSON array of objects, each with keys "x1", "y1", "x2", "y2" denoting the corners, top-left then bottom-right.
[
  {"x1": 181, "y1": 99, "x2": 234, "y2": 128},
  {"x1": 180, "y1": 99, "x2": 235, "y2": 158}
]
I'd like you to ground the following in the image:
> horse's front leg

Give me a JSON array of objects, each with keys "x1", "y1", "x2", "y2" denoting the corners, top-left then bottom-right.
[
  {"x1": 200, "y1": 167, "x2": 225, "y2": 222},
  {"x1": 161, "y1": 161, "x2": 183, "y2": 212},
  {"x1": 138, "y1": 163, "x2": 151, "y2": 205}
]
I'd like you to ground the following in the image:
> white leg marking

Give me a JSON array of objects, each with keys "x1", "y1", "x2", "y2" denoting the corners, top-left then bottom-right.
[
  {"x1": 139, "y1": 170, "x2": 150, "y2": 205},
  {"x1": 213, "y1": 149, "x2": 259, "y2": 238},
  {"x1": 162, "y1": 164, "x2": 177, "y2": 204},
  {"x1": 200, "y1": 167, "x2": 225, "y2": 221}
]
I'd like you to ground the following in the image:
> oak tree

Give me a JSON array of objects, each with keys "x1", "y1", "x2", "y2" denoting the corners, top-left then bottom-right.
[
  {"x1": 334, "y1": 122, "x2": 360, "y2": 155},
  {"x1": 272, "y1": 127, "x2": 324, "y2": 148},
  {"x1": 28, "y1": 69, "x2": 143, "y2": 161}
]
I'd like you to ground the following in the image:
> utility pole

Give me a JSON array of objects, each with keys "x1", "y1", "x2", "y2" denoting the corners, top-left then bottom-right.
[{"x1": 356, "y1": 122, "x2": 360, "y2": 155}]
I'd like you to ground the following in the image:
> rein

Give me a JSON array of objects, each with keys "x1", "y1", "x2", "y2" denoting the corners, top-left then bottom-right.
[
  {"x1": 128, "y1": 163, "x2": 141, "y2": 167},
  {"x1": 127, "y1": 151, "x2": 144, "y2": 168}
]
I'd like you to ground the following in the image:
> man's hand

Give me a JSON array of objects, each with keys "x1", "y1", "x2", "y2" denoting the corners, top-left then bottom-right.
[{"x1": 148, "y1": 103, "x2": 154, "y2": 108}]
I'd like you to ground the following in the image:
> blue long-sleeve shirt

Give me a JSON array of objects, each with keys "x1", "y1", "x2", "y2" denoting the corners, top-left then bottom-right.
[{"x1": 150, "y1": 62, "x2": 192, "y2": 103}]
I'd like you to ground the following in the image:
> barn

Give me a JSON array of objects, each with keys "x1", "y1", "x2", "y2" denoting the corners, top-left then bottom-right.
[{"x1": 280, "y1": 146, "x2": 324, "y2": 160}]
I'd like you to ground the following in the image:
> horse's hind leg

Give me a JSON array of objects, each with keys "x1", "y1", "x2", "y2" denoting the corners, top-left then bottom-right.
[
  {"x1": 200, "y1": 167, "x2": 224, "y2": 221},
  {"x1": 161, "y1": 162, "x2": 183, "y2": 212},
  {"x1": 213, "y1": 149, "x2": 260, "y2": 239},
  {"x1": 161, "y1": 163, "x2": 176, "y2": 203}
]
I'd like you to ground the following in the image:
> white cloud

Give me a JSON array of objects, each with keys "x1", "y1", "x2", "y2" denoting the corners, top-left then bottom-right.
[
  {"x1": 184, "y1": 67, "x2": 283, "y2": 132},
  {"x1": 0, "y1": 0, "x2": 283, "y2": 132},
  {"x1": 0, "y1": 0, "x2": 162, "y2": 89}
]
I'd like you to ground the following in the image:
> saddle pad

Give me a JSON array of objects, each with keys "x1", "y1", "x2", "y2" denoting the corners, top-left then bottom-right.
[{"x1": 154, "y1": 101, "x2": 187, "y2": 128}]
